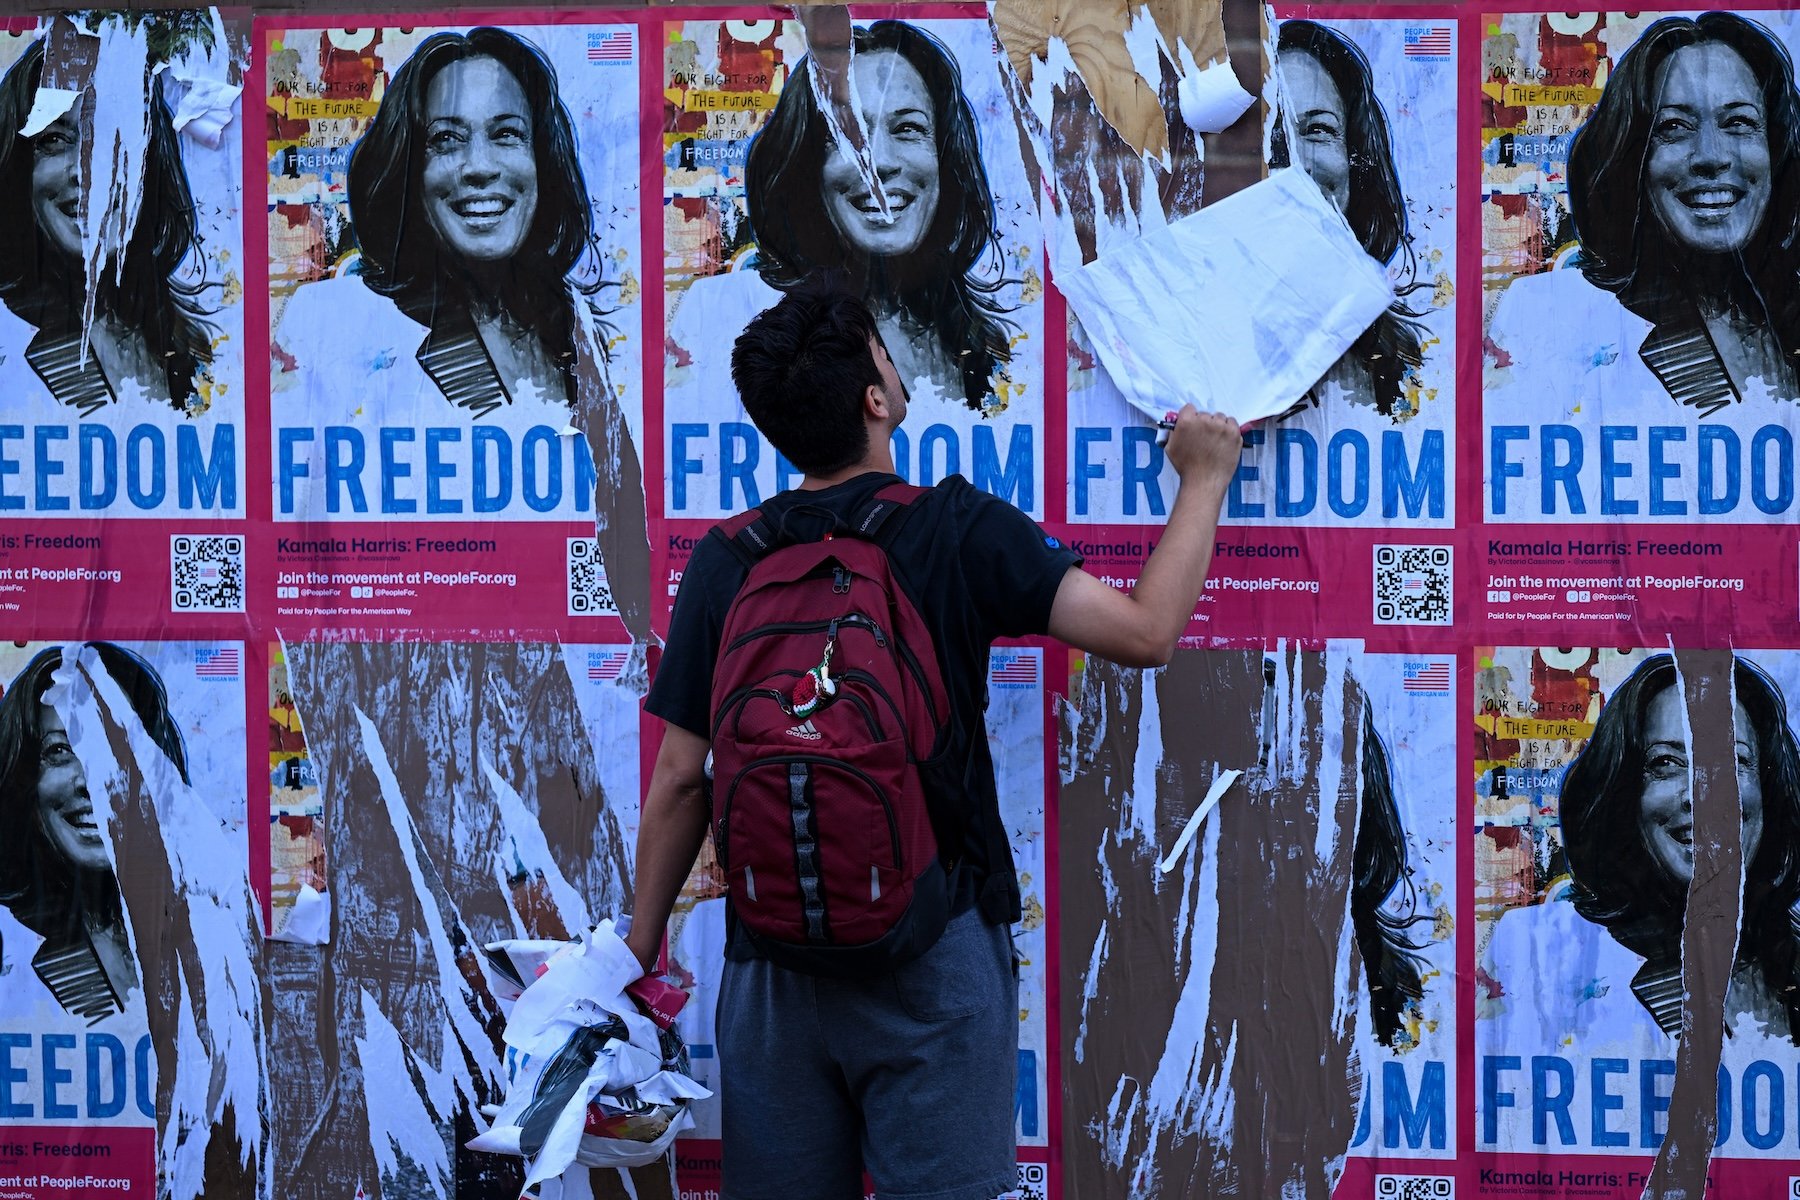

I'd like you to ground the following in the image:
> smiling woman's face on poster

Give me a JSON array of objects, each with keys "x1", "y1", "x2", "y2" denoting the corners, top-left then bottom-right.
[
  {"x1": 1281, "y1": 50, "x2": 1352, "y2": 214},
  {"x1": 421, "y1": 55, "x2": 541, "y2": 265},
  {"x1": 816, "y1": 50, "x2": 942, "y2": 260},
  {"x1": 1635, "y1": 685, "x2": 1765, "y2": 885},
  {"x1": 1642, "y1": 41, "x2": 1773, "y2": 258},
  {"x1": 28, "y1": 110, "x2": 83, "y2": 261}
]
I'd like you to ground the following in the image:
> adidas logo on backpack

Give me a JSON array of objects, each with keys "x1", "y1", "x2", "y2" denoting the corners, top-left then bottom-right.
[{"x1": 707, "y1": 483, "x2": 953, "y2": 976}]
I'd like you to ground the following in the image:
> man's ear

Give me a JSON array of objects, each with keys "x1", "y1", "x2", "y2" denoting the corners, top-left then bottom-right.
[{"x1": 863, "y1": 382, "x2": 892, "y2": 421}]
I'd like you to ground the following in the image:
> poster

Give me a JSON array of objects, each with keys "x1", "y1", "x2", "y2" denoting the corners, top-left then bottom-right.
[
  {"x1": 1068, "y1": 15, "x2": 1458, "y2": 534},
  {"x1": 0, "y1": 639, "x2": 248, "y2": 1199},
  {"x1": 261, "y1": 18, "x2": 647, "y2": 636},
  {"x1": 1057, "y1": 647, "x2": 1458, "y2": 1198},
  {"x1": 1480, "y1": 8, "x2": 1800, "y2": 637},
  {"x1": 1475, "y1": 646, "x2": 1800, "y2": 1197},
  {"x1": 0, "y1": 15, "x2": 245, "y2": 522},
  {"x1": 661, "y1": 14, "x2": 1047, "y2": 522}
]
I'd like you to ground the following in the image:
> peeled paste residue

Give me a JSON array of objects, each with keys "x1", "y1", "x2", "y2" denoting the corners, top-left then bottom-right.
[
  {"x1": 1640, "y1": 650, "x2": 1742, "y2": 1200},
  {"x1": 1061, "y1": 649, "x2": 1366, "y2": 1197},
  {"x1": 274, "y1": 643, "x2": 646, "y2": 1195}
]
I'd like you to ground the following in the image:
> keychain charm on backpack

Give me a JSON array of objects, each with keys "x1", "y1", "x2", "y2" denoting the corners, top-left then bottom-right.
[{"x1": 789, "y1": 629, "x2": 838, "y2": 718}]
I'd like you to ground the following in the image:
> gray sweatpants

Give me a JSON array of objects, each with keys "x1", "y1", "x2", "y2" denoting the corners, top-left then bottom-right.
[{"x1": 717, "y1": 905, "x2": 1020, "y2": 1200}]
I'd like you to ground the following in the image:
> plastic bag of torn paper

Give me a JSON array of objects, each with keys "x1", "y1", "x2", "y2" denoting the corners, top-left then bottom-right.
[
  {"x1": 1056, "y1": 167, "x2": 1394, "y2": 426},
  {"x1": 466, "y1": 918, "x2": 711, "y2": 1181}
]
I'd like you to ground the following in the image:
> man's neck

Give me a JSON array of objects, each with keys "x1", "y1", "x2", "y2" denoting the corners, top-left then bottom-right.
[{"x1": 799, "y1": 442, "x2": 896, "y2": 491}]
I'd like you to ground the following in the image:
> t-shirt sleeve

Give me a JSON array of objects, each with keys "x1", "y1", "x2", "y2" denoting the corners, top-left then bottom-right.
[
  {"x1": 645, "y1": 536, "x2": 735, "y2": 737},
  {"x1": 959, "y1": 488, "x2": 1084, "y2": 639}
]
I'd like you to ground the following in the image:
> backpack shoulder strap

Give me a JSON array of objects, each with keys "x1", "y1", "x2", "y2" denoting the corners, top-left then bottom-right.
[
  {"x1": 708, "y1": 506, "x2": 776, "y2": 569},
  {"x1": 848, "y1": 481, "x2": 934, "y2": 548}
]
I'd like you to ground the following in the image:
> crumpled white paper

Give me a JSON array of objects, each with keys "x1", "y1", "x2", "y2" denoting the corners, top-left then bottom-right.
[
  {"x1": 271, "y1": 882, "x2": 331, "y2": 944},
  {"x1": 1176, "y1": 59, "x2": 1256, "y2": 134},
  {"x1": 466, "y1": 919, "x2": 709, "y2": 1185},
  {"x1": 166, "y1": 71, "x2": 242, "y2": 148},
  {"x1": 1056, "y1": 167, "x2": 1394, "y2": 426}
]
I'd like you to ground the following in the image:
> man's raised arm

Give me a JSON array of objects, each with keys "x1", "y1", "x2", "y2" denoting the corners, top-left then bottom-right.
[{"x1": 1047, "y1": 405, "x2": 1244, "y2": 667}]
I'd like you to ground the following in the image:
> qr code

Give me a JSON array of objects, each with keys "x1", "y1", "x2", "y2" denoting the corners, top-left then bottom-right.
[
  {"x1": 1013, "y1": 1161, "x2": 1047, "y2": 1200},
  {"x1": 1373, "y1": 545, "x2": 1452, "y2": 626},
  {"x1": 171, "y1": 535, "x2": 244, "y2": 613},
  {"x1": 1376, "y1": 1175, "x2": 1453, "y2": 1199},
  {"x1": 566, "y1": 538, "x2": 617, "y2": 616}
]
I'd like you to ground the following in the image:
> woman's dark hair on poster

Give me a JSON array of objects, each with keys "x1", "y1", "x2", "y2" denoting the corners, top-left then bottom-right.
[
  {"x1": 0, "y1": 39, "x2": 214, "y2": 401},
  {"x1": 1353, "y1": 702, "x2": 1429, "y2": 1048},
  {"x1": 1567, "y1": 12, "x2": 1800, "y2": 342},
  {"x1": 1560, "y1": 654, "x2": 1800, "y2": 1037},
  {"x1": 1270, "y1": 20, "x2": 1429, "y2": 417},
  {"x1": 348, "y1": 27, "x2": 599, "y2": 358},
  {"x1": 0, "y1": 644, "x2": 189, "y2": 940},
  {"x1": 743, "y1": 20, "x2": 1013, "y2": 411}
]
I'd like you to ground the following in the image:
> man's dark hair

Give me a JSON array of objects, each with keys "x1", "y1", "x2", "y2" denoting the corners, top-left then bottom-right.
[
  {"x1": 731, "y1": 286, "x2": 882, "y2": 477},
  {"x1": 1567, "y1": 12, "x2": 1800, "y2": 352},
  {"x1": 1560, "y1": 653, "x2": 1800, "y2": 1042},
  {"x1": 743, "y1": 20, "x2": 1014, "y2": 412},
  {"x1": 347, "y1": 27, "x2": 600, "y2": 363},
  {"x1": 1269, "y1": 20, "x2": 1428, "y2": 418},
  {"x1": 0, "y1": 38, "x2": 215, "y2": 407}
]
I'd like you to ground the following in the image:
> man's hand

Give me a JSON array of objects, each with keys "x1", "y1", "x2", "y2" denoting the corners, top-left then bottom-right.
[{"x1": 1162, "y1": 404, "x2": 1244, "y2": 492}]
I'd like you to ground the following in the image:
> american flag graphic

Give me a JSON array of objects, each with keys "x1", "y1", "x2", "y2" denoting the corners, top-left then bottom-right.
[
  {"x1": 194, "y1": 646, "x2": 240, "y2": 678},
  {"x1": 1403, "y1": 26, "x2": 1452, "y2": 57},
  {"x1": 1402, "y1": 660, "x2": 1451, "y2": 692},
  {"x1": 587, "y1": 650, "x2": 629, "y2": 681},
  {"x1": 587, "y1": 30, "x2": 633, "y2": 63},
  {"x1": 989, "y1": 654, "x2": 1038, "y2": 686}
]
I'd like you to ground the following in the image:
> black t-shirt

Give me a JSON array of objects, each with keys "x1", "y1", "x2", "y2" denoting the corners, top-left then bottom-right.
[{"x1": 646, "y1": 471, "x2": 1082, "y2": 933}]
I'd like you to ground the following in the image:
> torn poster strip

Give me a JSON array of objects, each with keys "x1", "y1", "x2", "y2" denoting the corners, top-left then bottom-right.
[{"x1": 1156, "y1": 769, "x2": 1242, "y2": 874}]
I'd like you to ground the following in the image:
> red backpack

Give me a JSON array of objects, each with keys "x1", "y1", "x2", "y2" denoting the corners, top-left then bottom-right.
[{"x1": 707, "y1": 482, "x2": 953, "y2": 976}]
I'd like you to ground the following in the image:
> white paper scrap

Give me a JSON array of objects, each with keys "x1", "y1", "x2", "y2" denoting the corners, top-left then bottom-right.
[
  {"x1": 1177, "y1": 60, "x2": 1256, "y2": 134},
  {"x1": 1056, "y1": 167, "x2": 1394, "y2": 426},
  {"x1": 168, "y1": 75, "x2": 242, "y2": 147},
  {"x1": 1157, "y1": 769, "x2": 1242, "y2": 874},
  {"x1": 21, "y1": 86, "x2": 79, "y2": 137},
  {"x1": 271, "y1": 882, "x2": 331, "y2": 945}
]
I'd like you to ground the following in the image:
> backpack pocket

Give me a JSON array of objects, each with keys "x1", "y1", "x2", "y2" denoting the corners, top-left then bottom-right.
[{"x1": 716, "y1": 742, "x2": 912, "y2": 949}]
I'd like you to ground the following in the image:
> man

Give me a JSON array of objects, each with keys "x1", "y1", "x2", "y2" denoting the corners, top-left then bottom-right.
[{"x1": 627, "y1": 286, "x2": 1243, "y2": 1200}]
